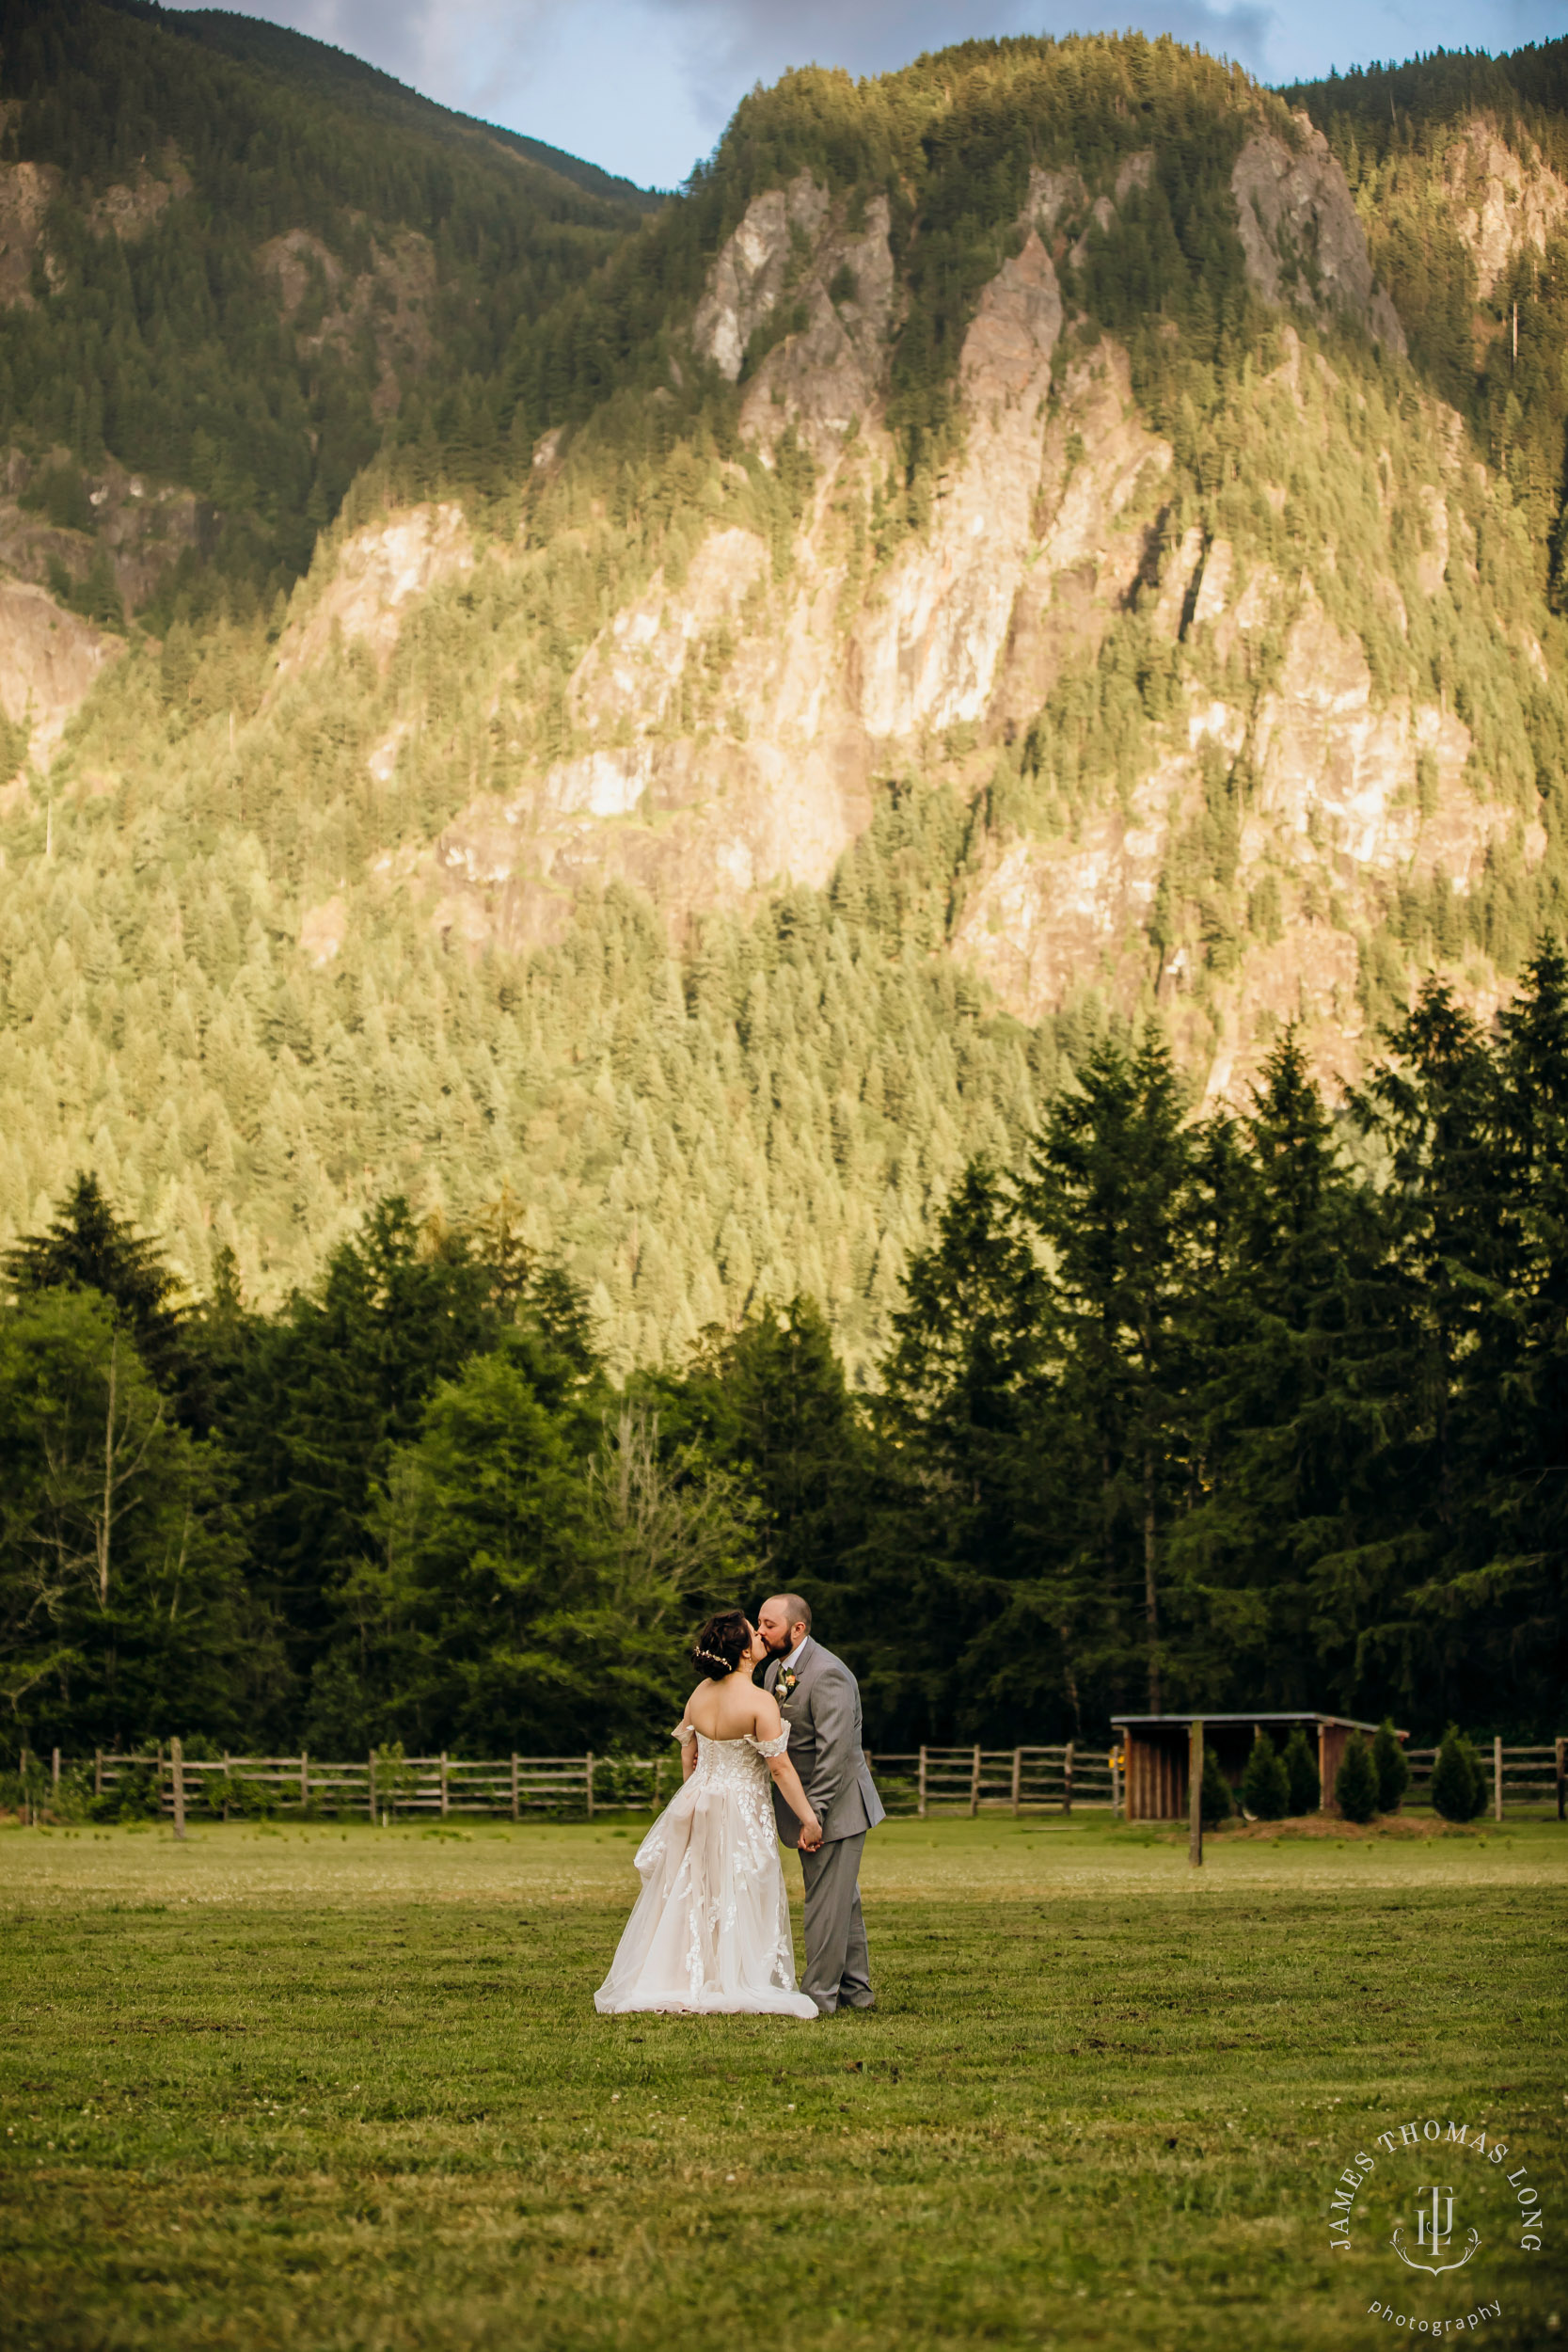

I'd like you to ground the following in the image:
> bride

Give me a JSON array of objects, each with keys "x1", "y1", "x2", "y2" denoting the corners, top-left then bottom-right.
[{"x1": 594, "y1": 1610, "x2": 822, "y2": 2018}]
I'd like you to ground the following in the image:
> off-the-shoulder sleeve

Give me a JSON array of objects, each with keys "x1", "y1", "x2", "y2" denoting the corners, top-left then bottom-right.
[
  {"x1": 747, "y1": 1724, "x2": 790, "y2": 1759},
  {"x1": 673, "y1": 1721, "x2": 697, "y2": 1745}
]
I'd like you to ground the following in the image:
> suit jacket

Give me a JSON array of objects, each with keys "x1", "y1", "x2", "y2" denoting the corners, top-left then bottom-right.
[{"x1": 764, "y1": 1638, "x2": 886, "y2": 1848}]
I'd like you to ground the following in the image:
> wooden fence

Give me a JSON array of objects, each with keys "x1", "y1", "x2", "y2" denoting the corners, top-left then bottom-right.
[
  {"x1": 15, "y1": 1737, "x2": 1566, "y2": 1825},
  {"x1": 1403, "y1": 1739, "x2": 1566, "y2": 1822},
  {"x1": 27, "y1": 1742, "x2": 1113, "y2": 1822},
  {"x1": 868, "y1": 1745, "x2": 1117, "y2": 1817},
  {"x1": 87, "y1": 1749, "x2": 665, "y2": 1822}
]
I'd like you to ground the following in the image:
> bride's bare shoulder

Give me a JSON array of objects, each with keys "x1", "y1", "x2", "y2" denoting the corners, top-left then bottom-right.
[{"x1": 752, "y1": 1689, "x2": 783, "y2": 1735}]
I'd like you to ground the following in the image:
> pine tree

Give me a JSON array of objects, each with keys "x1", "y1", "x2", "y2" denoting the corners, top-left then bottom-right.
[
  {"x1": 3, "y1": 1171, "x2": 188, "y2": 1392},
  {"x1": 1199, "y1": 1741, "x2": 1233, "y2": 1827},
  {"x1": 1430, "y1": 1724, "x2": 1484, "y2": 1821},
  {"x1": 1240, "y1": 1730, "x2": 1290, "y2": 1820},
  {"x1": 1371, "y1": 1716, "x2": 1410, "y2": 1812},
  {"x1": 1334, "y1": 1732, "x2": 1379, "y2": 1823},
  {"x1": 1281, "y1": 1723, "x2": 1321, "y2": 1815},
  {"x1": 1172, "y1": 1027, "x2": 1382, "y2": 1711},
  {"x1": 1022, "y1": 1034, "x2": 1196, "y2": 1712}
]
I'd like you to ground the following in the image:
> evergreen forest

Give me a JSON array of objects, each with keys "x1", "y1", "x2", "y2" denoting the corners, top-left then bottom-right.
[
  {"x1": 4, "y1": 952, "x2": 1565, "y2": 1759},
  {"x1": 1, "y1": 8, "x2": 1565, "y2": 1762}
]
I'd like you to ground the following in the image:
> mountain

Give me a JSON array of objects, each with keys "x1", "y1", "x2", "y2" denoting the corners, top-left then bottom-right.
[
  {"x1": 0, "y1": 0, "x2": 650, "y2": 658},
  {"x1": 149, "y1": 8, "x2": 663, "y2": 211},
  {"x1": 4, "y1": 20, "x2": 1568, "y2": 1374}
]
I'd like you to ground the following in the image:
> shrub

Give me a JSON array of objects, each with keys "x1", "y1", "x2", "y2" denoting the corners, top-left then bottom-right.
[
  {"x1": 1241, "y1": 1731, "x2": 1290, "y2": 1820},
  {"x1": 1430, "y1": 1724, "x2": 1486, "y2": 1821},
  {"x1": 1281, "y1": 1724, "x2": 1321, "y2": 1814},
  {"x1": 1334, "y1": 1732, "x2": 1379, "y2": 1822},
  {"x1": 1371, "y1": 1716, "x2": 1410, "y2": 1813},
  {"x1": 92, "y1": 1760, "x2": 162, "y2": 1821},
  {"x1": 1199, "y1": 1742, "x2": 1233, "y2": 1827},
  {"x1": 1460, "y1": 1735, "x2": 1492, "y2": 1818}
]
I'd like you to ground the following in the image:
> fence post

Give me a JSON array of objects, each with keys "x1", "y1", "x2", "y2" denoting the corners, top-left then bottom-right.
[
  {"x1": 171, "y1": 1737, "x2": 186, "y2": 1843},
  {"x1": 52, "y1": 1747, "x2": 60, "y2": 1798},
  {"x1": 1112, "y1": 1745, "x2": 1121, "y2": 1820},
  {"x1": 918, "y1": 1746, "x2": 927, "y2": 1820},
  {"x1": 511, "y1": 1754, "x2": 519, "y2": 1824},
  {"x1": 440, "y1": 1754, "x2": 450, "y2": 1820},
  {"x1": 299, "y1": 1751, "x2": 309, "y2": 1812},
  {"x1": 222, "y1": 1753, "x2": 230, "y2": 1823},
  {"x1": 1494, "y1": 1735, "x2": 1503, "y2": 1824},
  {"x1": 367, "y1": 1752, "x2": 376, "y2": 1825},
  {"x1": 19, "y1": 1745, "x2": 28, "y2": 1827},
  {"x1": 1064, "y1": 1740, "x2": 1075, "y2": 1817},
  {"x1": 1188, "y1": 1719, "x2": 1203, "y2": 1869},
  {"x1": 94, "y1": 1749, "x2": 103, "y2": 1801},
  {"x1": 1557, "y1": 1737, "x2": 1565, "y2": 1823},
  {"x1": 969, "y1": 1744, "x2": 981, "y2": 1818},
  {"x1": 585, "y1": 1753, "x2": 594, "y2": 1822},
  {"x1": 1011, "y1": 1748, "x2": 1022, "y2": 1819},
  {"x1": 653, "y1": 1756, "x2": 663, "y2": 1812}
]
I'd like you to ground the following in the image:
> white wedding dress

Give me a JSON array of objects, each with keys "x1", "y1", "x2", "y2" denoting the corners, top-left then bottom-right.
[{"x1": 594, "y1": 1723, "x2": 817, "y2": 2018}]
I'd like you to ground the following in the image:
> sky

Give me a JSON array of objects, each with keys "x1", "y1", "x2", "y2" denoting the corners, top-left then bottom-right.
[{"x1": 167, "y1": 0, "x2": 1568, "y2": 189}]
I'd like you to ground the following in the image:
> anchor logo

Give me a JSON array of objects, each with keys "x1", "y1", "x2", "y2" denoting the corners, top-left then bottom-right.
[{"x1": 1390, "y1": 2185, "x2": 1480, "y2": 2276}]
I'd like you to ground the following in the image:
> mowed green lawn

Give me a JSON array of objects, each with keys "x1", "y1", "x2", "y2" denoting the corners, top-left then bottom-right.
[{"x1": 0, "y1": 1814, "x2": 1562, "y2": 2352}]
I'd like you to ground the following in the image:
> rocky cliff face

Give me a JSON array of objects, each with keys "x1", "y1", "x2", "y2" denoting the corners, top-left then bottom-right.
[
  {"x1": 282, "y1": 103, "x2": 1556, "y2": 1106},
  {"x1": 1442, "y1": 118, "x2": 1568, "y2": 302},
  {"x1": 1232, "y1": 119, "x2": 1406, "y2": 353}
]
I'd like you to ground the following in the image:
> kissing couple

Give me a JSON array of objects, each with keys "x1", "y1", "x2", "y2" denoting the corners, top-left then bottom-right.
[{"x1": 595, "y1": 1594, "x2": 884, "y2": 2018}]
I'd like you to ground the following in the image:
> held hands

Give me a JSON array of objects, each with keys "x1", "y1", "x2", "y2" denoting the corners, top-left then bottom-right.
[{"x1": 798, "y1": 1812, "x2": 823, "y2": 1852}]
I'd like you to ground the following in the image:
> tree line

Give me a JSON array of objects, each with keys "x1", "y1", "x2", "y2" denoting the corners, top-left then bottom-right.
[{"x1": 3, "y1": 954, "x2": 1564, "y2": 1765}]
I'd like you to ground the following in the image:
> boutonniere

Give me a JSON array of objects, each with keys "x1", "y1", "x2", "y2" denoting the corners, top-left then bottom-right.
[{"x1": 775, "y1": 1667, "x2": 800, "y2": 1705}]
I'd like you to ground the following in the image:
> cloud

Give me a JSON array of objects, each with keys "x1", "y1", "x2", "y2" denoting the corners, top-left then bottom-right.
[{"x1": 643, "y1": 0, "x2": 1276, "y2": 133}]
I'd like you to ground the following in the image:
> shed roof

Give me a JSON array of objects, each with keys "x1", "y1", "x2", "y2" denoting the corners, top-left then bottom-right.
[{"x1": 1112, "y1": 1710, "x2": 1399, "y2": 1735}]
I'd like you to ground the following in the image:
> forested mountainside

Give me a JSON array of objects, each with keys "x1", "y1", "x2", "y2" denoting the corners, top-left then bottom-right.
[
  {"x1": 5, "y1": 21, "x2": 1568, "y2": 1382},
  {"x1": 0, "y1": 0, "x2": 646, "y2": 644}
]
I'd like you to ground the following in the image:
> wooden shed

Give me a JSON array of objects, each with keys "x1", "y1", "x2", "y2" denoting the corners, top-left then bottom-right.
[{"x1": 1112, "y1": 1711, "x2": 1404, "y2": 1821}]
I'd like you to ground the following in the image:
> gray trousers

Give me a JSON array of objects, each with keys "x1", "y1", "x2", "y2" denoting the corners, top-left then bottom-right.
[{"x1": 798, "y1": 1832, "x2": 872, "y2": 2014}]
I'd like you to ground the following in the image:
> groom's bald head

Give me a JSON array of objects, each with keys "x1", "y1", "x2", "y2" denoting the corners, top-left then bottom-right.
[{"x1": 758, "y1": 1594, "x2": 812, "y2": 1652}]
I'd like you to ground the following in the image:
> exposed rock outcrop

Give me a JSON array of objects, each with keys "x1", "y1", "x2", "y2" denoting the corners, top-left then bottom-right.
[
  {"x1": 270, "y1": 502, "x2": 472, "y2": 687},
  {"x1": 260, "y1": 227, "x2": 436, "y2": 415},
  {"x1": 0, "y1": 451, "x2": 213, "y2": 613},
  {"x1": 694, "y1": 173, "x2": 899, "y2": 463},
  {"x1": 856, "y1": 230, "x2": 1065, "y2": 737},
  {"x1": 1442, "y1": 119, "x2": 1568, "y2": 302},
  {"x1": 0, "y1": 578, "x2": 125, "y2": 766},
  {"x1": 0, "y1": 161, "x2": 60, "y2": 307},
  {"x1": 86, "y1": 154, "x2": 192, "y2": 240},
  {"x1": 1233, "y1": 119, "x2": 1406, "y2": 353}
]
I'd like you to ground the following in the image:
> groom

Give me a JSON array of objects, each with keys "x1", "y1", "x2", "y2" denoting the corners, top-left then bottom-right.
[{"x1": 756, "y1": 1594, "x2": 884, "y2": 2015}]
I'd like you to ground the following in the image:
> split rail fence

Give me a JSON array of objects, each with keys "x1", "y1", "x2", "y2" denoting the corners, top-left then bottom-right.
[
  {"x1": 24, "y1": 1742, "x2": 1116, "y2": 1823},
  {"x1": 1402, "y1": 1739, "x2": 1566, "y2": 1820},
  {"x1": 14, "y1": 1737, "x2": 1566, "y2": 1825}
]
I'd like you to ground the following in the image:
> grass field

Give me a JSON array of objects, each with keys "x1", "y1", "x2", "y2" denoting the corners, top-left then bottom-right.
[{"x1": 0, "y1": 1813, "x2": 1563, "y2": 2351}]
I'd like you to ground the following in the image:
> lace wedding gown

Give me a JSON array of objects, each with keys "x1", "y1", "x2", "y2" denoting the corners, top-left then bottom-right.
[{"x1": 594, "y1": 1723, "x2": 817, "y2": 2017}]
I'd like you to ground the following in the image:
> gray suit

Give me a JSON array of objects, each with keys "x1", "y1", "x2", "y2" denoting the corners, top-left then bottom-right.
[{"x1": 765, "y1": 1638, "x2": 885, "y2": 2014}]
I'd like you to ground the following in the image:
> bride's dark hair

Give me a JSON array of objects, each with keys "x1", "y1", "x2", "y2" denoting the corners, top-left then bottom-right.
[{"x1": 691, "y1": 1610, "x2": 752, "y2": 1680}]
